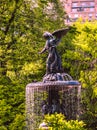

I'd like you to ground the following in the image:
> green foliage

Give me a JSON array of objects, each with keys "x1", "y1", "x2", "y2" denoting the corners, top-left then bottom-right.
[
  {"x1": 39, "y1": 113, "x2": 86, "y2": 130},
  {"x1": 0, "y1": 83, "x2": 25, "y2": 129},
  {"x1": 62, "y1": 20, "x2": 97, "y2": 130},
  {"x1": 0, "y1": 0, "x2": 66, "y2": 129},
  {"x1": 80, "y1": 70, "x2": 97, "y2": 130},
  {"x1": 0, "y1": 0, "x2": 97, "y2": 129},
  {"x1": 9, "y1": 114, "x2": 25, "y2": 130},
  {"x1": 72, "y1": 21, "x2": 97, "y2": 130}
]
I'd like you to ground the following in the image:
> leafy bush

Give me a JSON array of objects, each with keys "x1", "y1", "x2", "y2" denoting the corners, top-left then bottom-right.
[{"x1": 39, "y1": 113, "x2": 87, "y2": 130}]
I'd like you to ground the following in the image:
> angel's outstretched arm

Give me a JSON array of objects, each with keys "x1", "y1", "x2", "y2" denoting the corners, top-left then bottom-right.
[
  {"x1": 39, "y1": 47, "x2": 47, "y2": 54},
  {"x1": 39, "y1": 41, "x2": 48, "y2": 54}
]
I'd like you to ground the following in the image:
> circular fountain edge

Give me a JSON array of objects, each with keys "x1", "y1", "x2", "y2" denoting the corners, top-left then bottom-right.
[{"x1": 27, "y1": 80, "x2": 80, "y2": 88}]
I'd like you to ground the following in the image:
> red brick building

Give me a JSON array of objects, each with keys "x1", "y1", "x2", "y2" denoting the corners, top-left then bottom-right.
[{"x1": 63, "y1": 0, "x2": 97, "y2": 23}]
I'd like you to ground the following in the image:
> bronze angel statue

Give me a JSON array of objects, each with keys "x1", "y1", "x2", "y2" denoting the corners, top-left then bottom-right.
[{"x1": 39, "y1": 28, "x2": 70, "y2": 76}]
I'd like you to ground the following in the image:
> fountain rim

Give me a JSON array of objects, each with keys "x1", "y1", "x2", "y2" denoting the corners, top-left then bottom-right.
[{"x1": 26, "y1": 80, "x2": 81, "y2": 88}]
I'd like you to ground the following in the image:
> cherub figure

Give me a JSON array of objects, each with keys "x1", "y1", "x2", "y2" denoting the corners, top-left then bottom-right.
[{"x1": 39, "y1": 28, "x2": 70, "y2": 75}]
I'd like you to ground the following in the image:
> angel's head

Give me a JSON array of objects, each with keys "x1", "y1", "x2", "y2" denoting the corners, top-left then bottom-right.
[{"x1": 43, "y1": 32, "x2": 54, "y2": 39}]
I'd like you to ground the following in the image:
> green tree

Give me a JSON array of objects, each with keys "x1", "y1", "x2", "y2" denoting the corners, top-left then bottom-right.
[
  {"x1": 61, "y1": 20, "x2": 97, "y2": 130},
  {"x1": 73, "y1": 21, "x2": 97, "y2": 130},
  {"x1": 0, "y1": 0, "x2": 66, "y2": 129}
]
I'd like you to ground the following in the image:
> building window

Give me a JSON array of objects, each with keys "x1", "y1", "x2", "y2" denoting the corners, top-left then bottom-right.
[
  {"x1": 77, "y1": 7, "x2": 84, "y2": 12},
  {"x1": 90, "y1": 7, "x2": 94, "y2": 12},
  {"x1": 81, "y1": 2, "x2": 88, "y2": 7},
  {"x1": 72, "y1": 9, "x2": 77, "y2": 12},
  {"x1": 81, "y1": 2, "x2": 86, "y2": 7},
  {"x1": 80, "y1": 1, "x2": 95, "y2": 8},
  {"x1": 74, "y1": 14, "x2": 78, "y2": 18},
  {"x1": 84, "y1": 8, "x2": 87, "y2": 11},
  {"x1": 89, "y1": 14, "x2": 92, "y2": 17},
  {"x1": 72, "y1": 2, "x2": 78, "y2": 7},
  {"x1": 89, "y1": 13, "x2": 92, "y2": 20},
  {"x1": 90, "y1": 2, "x2": 95, "y2": 6}
]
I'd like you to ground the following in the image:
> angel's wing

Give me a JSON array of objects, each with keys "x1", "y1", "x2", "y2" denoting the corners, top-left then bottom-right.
[{"x1": 52, "y1": 28, "x2": 70, "y2": 39}]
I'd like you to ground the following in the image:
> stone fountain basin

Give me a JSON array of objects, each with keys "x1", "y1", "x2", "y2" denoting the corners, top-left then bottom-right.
[{"x1": 26, "y1": 80, "x2": 81, "y2": 92}]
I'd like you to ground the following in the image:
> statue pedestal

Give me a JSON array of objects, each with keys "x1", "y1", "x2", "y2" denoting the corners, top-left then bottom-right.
[{"x1": 26, "y1": 81, "x2": 81, "y2": 130}]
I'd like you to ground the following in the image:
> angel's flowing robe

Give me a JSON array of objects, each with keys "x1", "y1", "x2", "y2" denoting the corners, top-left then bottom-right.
[{"x1": 41, "y1": 38, "x2": 63, "y2": 74}]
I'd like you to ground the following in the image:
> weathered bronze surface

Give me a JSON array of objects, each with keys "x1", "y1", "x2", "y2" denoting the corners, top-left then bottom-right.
[{"x1": 39, "y1": 28, "x2": 70, "y2": 82}]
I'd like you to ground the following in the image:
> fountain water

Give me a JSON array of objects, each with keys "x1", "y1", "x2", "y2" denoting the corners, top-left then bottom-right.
[{"x1": 26, "y1": 78, "x2": 81, "y2": 130}]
